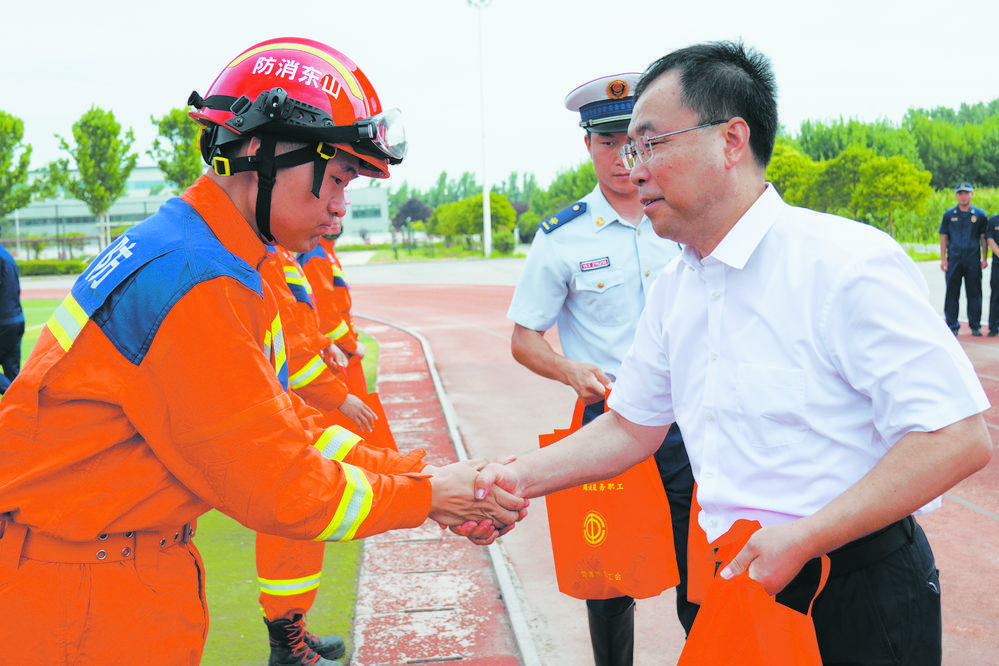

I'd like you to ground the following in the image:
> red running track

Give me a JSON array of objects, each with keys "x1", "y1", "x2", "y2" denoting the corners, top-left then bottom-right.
[{"x1": 352, "y1": 284, "x2": 999, "y2": 666}]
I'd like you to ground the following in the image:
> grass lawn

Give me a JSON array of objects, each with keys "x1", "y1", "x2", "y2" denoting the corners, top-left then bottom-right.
[{"x1": 13, "y1": 300, "x2": 374, "y2": 664}]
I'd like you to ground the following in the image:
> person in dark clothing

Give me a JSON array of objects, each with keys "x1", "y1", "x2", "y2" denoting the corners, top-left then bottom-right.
[
  {"x1": 939, "y1": 182, "x2": 988, "y2": 335},
  {"x1": 0, "y1": 239, "x2": 24, "y2": 394}
]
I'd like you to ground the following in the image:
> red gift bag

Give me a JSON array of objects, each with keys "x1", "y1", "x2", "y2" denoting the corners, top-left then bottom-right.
[
  {"x1": 678, "y1": 519, "x2": 827, "y2": 665},
  {"x1": 539, "y1": 397, "x2": 679, "y2": 600},
  {"x1": 345, "y1": 356, "x2": 397, "y2": 451}
]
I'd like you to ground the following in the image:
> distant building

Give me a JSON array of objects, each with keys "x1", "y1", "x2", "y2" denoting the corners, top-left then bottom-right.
[{"x1": 1, "y1": 165, "x2": 392, "y2": 259}]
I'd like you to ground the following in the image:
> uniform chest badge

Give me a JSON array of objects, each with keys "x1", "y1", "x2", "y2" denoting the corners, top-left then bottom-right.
[{"x1": 580, "y1": 257, "x2": 610, "y2": 271}]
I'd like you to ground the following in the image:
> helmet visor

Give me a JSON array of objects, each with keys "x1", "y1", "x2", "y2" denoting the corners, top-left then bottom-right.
[{"x1": 354, "y1": 108, "x2": 408, "y2": 162}]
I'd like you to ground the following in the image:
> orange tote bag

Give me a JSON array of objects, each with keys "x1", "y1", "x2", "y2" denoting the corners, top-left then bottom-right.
[
  {"x1": 345, "y1": 356, "x2": 397, "y2": 451},
  {"x1": 539, "y1": 397, "x2": 678, "y2": 600},
  {"x1": 678, "y1": 519, "x2": 827, "y2": 666}
]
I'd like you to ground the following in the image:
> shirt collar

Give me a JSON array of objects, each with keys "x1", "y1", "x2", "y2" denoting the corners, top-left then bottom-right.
[
  {"x1": 181, "y1": 176, "x2": 269, "y2": 270},
  {"x1": 587, "y1": 184, "x2": 643, "y2": 233},
  {"x1": 681, "y1": 183, "x2": 783, "y2": 271}
]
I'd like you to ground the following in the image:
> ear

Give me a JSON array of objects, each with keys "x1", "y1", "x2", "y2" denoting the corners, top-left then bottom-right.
[
  {"x1": 583, "y1": 132, "x2": 593, "y2": 154},
  {"x1": 722, "y1": 118, "x2": 751, "y2": 169}
]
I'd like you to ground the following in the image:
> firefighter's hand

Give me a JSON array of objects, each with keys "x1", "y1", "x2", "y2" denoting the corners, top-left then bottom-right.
[
  {"x1": 429, "y1": 460, "x2": 527, "y2": 543},
  {"x1": 447, "y1": 455, "x2": 520, "y2": 545},
  {"x1": 353, "y1": 340, "x2": 367, "y2": 359},
  {"x1": 338, "y1": 394, "x2": 376, "y2": 433},
  {"x1": 323, "y1": 342, "x2": 349, "y2": 368}
]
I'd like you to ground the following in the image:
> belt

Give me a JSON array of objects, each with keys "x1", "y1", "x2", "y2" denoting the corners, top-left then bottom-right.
[
  {"x1": 825, "y1": 515, "x2": 915, "y2": 578},
  {"x1": 0, "y1": 517, "x2": 196, "y2": 564}
]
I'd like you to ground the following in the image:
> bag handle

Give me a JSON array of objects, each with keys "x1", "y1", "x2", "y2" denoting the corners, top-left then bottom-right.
[
  {"x1": 807, "y1": 554, "x2": 831, "y2": 617},
  {"x1": 711, "y1": 520, "x2": 830, "y2": 614},
  {"x1": 570, "y1": 387, "x2": 612, "y2": 430}
]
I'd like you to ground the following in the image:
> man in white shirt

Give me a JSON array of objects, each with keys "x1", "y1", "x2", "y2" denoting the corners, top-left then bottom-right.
[
  {"x1": 507, "y1": 73, "x2": 696, "y2": 665},
  {"x1": 475, "y1": 41, "x2": 992, "y2": 664}
]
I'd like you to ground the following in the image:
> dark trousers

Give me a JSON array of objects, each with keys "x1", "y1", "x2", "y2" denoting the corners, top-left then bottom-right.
[
  {"x1": 944, "y1": 256, "x2": 983, "y2": 331},
  {"x1": 581, "y1": 403, "x2": 699, "y2": 635},
  {"x1": 989, "y1": 263, "x2": 999, "y2": 333},
  {"x1": 0, "y1": 320, "x2": 24, "y2": 394},
  {"x1": 777, "y1": 518, "x2": 940, "y2": 665}
]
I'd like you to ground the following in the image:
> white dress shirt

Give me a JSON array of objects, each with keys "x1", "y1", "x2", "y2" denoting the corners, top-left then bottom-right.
[
  {"x1": 507, "y1": 185, "x2": 681, "y2": 377},
  {"x1": 608, "y1": 185, "x2": 989, "y2": 541}
]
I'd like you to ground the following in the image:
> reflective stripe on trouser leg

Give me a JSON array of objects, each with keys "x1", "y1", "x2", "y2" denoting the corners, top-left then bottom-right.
[{"x1": 256, "y1": 532, "x2": 327, "y2": 621}]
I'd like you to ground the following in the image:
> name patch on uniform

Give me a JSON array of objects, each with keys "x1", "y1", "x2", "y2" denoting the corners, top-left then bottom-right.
[{"x1": 580, "y1": 257, "x2": 610, "y2": 272}]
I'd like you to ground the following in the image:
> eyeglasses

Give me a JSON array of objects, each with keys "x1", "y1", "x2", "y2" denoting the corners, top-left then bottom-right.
[{"x1": 620, "y1": 119, "x2": 729, "y2": 168}]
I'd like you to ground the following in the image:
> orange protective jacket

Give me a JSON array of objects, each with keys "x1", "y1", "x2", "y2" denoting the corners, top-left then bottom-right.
[
  {"x1": 0, "y1": 176, "x2": 431, "y2": 546},
  {"x1": 298, "y1": 237, "x2": 358, "y2": 355},
  {"x1": 256, "y1": 244, "x2": 423, "y2": 622},
  {"x1": 261, "y1": 246, "x2": 350, "y2": 415}
]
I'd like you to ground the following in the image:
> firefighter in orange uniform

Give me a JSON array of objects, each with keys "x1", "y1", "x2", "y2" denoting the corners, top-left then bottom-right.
[
  {"x1": 0, "y1": 37, "x2": 523, "y2": 666},
  {"x1": 256, "y1": 243, "x2": 385, "y2": 665},
  {"x1": 299, "y1": 223, "x2": 363, "y2": 364}
]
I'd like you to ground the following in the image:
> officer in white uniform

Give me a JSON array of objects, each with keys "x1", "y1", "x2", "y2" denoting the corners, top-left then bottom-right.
[{"x1": 506, "y1": 73, "x2": 697, "y2": 666}]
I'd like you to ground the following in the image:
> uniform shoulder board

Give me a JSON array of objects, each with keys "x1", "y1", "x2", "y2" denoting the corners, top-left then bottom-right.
[{"x1": 539, "y1": 202, "x2": 587, "y2": 234}]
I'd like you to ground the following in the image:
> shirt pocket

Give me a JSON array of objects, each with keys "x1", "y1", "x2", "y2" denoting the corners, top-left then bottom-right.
[
  {"x1": 735, "y1": 364, "x2": 808, "y2": 448},
  {"x1": 571, "y1": 269, "x2": 628, "y2": 325}
]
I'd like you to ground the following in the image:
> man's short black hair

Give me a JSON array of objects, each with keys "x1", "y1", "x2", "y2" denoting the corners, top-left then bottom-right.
[{"x1": 636, "y1": 41, "x2": 778, "y2": 168}]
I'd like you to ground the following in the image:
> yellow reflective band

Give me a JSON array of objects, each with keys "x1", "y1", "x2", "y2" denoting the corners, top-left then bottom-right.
[
  {"x1": 258, "y1": 572, "x2": 323, "y2": 596},
  {"x1": 263, "y1": 329, "x2": 273, "y2": 360},
  {"x1": 227, "y1": 43, "x2": 364, "y2": 101},
  {"x1": 328, "y1": 320, "x2": 349, "y2": 341},
  {"x1": 331, "y1": 265, "x2": 344, "y2": 278},
  {"x1": 315, "y1": 425, "x2": 362, "y2": 461},
  {"x1": 271, "y1": 315, "x2": 286, "y2": 373},
  {"x1": 283, "y1": 265, "x2": 314, "y2": 297},
  {"x1": 46, "y1": 294, "x2": 88, "y2": 352},
  {"x1": 289, "y1": 354, "x2": 326, "y2": 389},
  {"x1": 316, "y1": 462, "x2": 372, "y2": 542}
]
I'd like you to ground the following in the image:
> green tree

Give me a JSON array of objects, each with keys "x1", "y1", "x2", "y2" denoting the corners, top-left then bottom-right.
[
  {"x1": 766, "y1": 139, "x2": 820, "y2": 207},
  {"x1": 795, "y1": 117, "x2": 921, "y2": 167},
  {"x1": 852, "y1": 156, "x2": 933, "y2": 238},
  {"x1": 519, "y1": 161, "x2": 596, "y2": 241},
  {"x1": 806, "y1": 146, "x2": 876, "y2": 217},
  {"x1": 905, "y1": 113, "x2": 977, "y2": 189},
  {"x1": 0, "y1": 110, "x2": 37, "y2": 219},
  {"x1": 51, "y1": 106, "x2": 138, "y2": 249},
  {"x1": 149, "y1": 108, "x2": 203, "y2": 193}
]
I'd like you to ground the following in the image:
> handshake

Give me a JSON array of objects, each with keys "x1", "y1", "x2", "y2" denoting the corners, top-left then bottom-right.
[{"x1": 424, "y1": 458, "x2": 526, "y2": 546}]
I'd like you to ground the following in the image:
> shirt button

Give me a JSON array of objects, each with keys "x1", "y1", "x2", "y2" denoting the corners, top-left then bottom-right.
[
  {"x1": 711, "y1": 292, "x2": 721, "y2": 301},
  {"x1": 597, "y1": 282, "x2": 604, "y2": 289},
  {"x1": 645, "y1": 270, "x2": 651, "y2": 277},
  {"x1": 709, "y1": 351, "x2": 718, "y2": 361},
  {"x1": 705, "y1": 411, "x2": 715, "y2": 421}
]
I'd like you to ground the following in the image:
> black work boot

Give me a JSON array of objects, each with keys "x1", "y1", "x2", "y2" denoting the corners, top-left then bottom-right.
[
  {"x1": 265, "y1": 614, "x2": 344, "y2": 666},
  {"x1": 587, "y1": 601, "x2": 635, "y2": 666}
]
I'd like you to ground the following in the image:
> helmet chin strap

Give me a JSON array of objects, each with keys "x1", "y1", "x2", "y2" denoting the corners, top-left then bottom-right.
[
  {"x1": 210, "y1": 137, "x2": 333, "y2": 244},
  {"x1": 254, "y1": 134, "x2": 279, "y2": 243}
]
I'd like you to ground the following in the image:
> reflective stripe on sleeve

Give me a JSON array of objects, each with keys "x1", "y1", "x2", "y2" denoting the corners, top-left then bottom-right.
[
  {"x1": 314, "y1": 425, "x2": 362, "y2": 461},
  {"x1": 315, "y1": 461, "x2": 373, "y2": 542},
  {"x1": 46, "y1": 294, "x2": 89, "y2": 351},
  {"x1": 326, "y1": 320, "x2": 350, "y2": 342},
  {"x1": 289, "y1": 353, "x2": 326, "y2": 390}
]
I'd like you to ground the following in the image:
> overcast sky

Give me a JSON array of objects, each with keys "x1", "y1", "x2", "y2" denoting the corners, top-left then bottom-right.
[{"x1": 5, "y1": 0, "x2": 998, "y2": 192}]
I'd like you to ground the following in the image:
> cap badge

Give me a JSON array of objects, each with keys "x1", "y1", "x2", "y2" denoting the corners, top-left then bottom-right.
[{"x1": 606, "y1": 79, "x2": 629, "y2": 100}]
